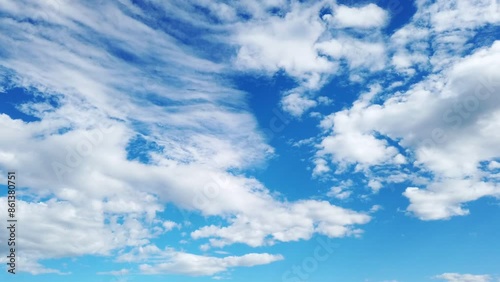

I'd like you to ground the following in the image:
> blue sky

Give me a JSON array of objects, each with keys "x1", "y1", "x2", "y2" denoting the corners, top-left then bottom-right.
[{"x1": 0, "y1": 0, "x2": 499, "y2": 282}]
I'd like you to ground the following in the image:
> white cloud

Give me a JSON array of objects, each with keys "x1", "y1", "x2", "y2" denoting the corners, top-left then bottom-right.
[
  {"x1": 117, "y1": 245, "x2": 283, "y2": 276},
  {"x1": 281, "y1": 92, "x2": 317, "y2": 117},
  {"x1": 327, "y1": 182, "x2": 353, "y2": 200},
  {"x1": 0, "y1": 0, "x2": 379, "y2": 273},
  {"x1": 140, "y1": 252, "x2": 283, "y2": 276},
  {"x1": 404, "y1": 179, "x2": 499, "y2": 220},
  {"x1": 234, "y1": 1, "x2": 333, "y2": 82},
  {"x1": 369, "y1": 205, "x2": 383, "y2": 213},
  {"x1": 231, "y1": 0, "x2": 389, "y2": 115},
  {"x1": 319, "y1": 131, "x2": 400, "y2": 166},
  {"x1": 317, "y1": 96, "x2": 333, "y2": 105},
  {"x1": 332, "y1": 4, "x2": 389, "y2": 29},
  {"x1": 426, "y1": 0, "x2": 499, "y2": 33},
  {"x1": 162, "y1": 221, "x2": 180, "y2": 231},
  {"x1": 435, "y1": 273, "x2": 492, "y2": 282},
  {"x1": 368, "y1": 180, "x2": 383, "y2": 193},
  {"x1": 1, "y1": 0, "x2": 498, "y2": 276},
  {"x1": 313, "y1": 34, "x2": 500, "y2": 218},
  {"x1": 488, "y1": 161, "x2": 500, "y2": 170},
  {"x1": 389, "y1": 0, "x2": 499, "y2": 74},
  {"x1": 316, "y1": 85, "x2": 403, "y2": 166},
  {"x1": 316, "y1": 37, "x2": 387, "y2": 72},
  {"x1": 312, "y1": 158, "x2": 330, "y2": 177},
  {"x1": 191, "y1": 200, "x2": 370, "y2": 247},
  {"x1": 0, "y1": 197, "x2": 155, "y2": 273}
]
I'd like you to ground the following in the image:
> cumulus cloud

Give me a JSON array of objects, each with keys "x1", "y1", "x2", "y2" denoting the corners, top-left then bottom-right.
[
  {"x1": 404, "y1": 179, "x2": 499, "y2": 220},
  {"x1": 331, "y1": 3, "x2": 389, "y2": 29},
  {"x1": 233, "y1": 1, "x2": 334, "y2": 85},
  {"x1": 232, "y1": 1, "x2": 388, "y2": 115},
  {"x1": 191, "y1": 200, "x2": 370, "y2": 247},
  {"x1": 312, "y1": 158, "x2": 331, "y2": 177},
  {"x1": 281, "y1": 92, "x2": 318, "y2": 117},
  {"x1": 315, "y1": 40, "x2": 500, "y2": 219},
  {"x1": 309, "y1": 0, "x2": 500, "y2": 220},
  {"x1": 389, "y1": 0, "x2": 499, "y2": 74},
  {"x1": 316, "y1": 37, "x2": 387, "y2": 72},
  {"x1": 319, "y1": 131, "x2": 400, "y2": 166},
  {"x1": 327, "y1": 180, "x2": 353, "y2": 200}
]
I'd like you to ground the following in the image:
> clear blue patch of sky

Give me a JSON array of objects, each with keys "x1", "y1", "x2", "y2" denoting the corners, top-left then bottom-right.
[
  {"x1": 294, "y1": 195, "x2": 500, "y2": 282},
  {"x1": 0, "y1": 86, "x2": 49, "y2": 122},
  {"x1": 125, "y1": 134, "x2": 164, "y2": 164},
  {"x1": 233, "y1": 72, "x2": 326, "y2": 200}
]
